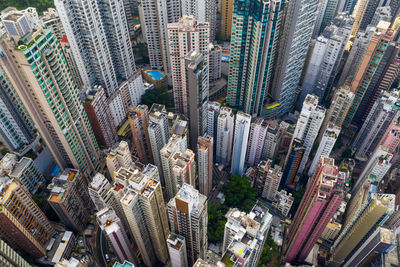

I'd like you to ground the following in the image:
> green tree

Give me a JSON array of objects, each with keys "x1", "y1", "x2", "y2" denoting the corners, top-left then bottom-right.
[
  {"x1": 140, "y1": 87, "x2": 170, "y2": 108},
  {"x1": 0, "y1": 1, "x2": 54, "y2": 15},
  {"x1": 290, "y1": 187, "x2": 306, "y2": 216},
  {"x1": 258, "y1": 234, "x2": 280, "y2": 266},
  {"x1": 207, "y1": 203, "x2": 228, "y2": 243},
  {"x1": 224, "y1": 175, "x2": 256, "y2": 213}
]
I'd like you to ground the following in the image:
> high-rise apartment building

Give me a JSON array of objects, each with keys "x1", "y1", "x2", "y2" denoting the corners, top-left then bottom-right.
[
  {"x1": 106, "y1": 141, "x2": 134, "y2": 179},
  {"x1": 308, "y1": 123, "x2": 341, "y2": 176},
  {"x1": 246, "y1": 119, "x2": 267, "y2": 166},
  {"x1": 96, "y1": 207, "x2": 135, "y2": 263},
  {"x1": 0, "y1": 65, "x2": 35, "y2": 151},
  {"x1": 88, "y1": 173, "x2": 112, "y2": 211},
  {"x1": 0, "y1": 177, "x2": 55, "y2": 258},
  {"x1": 332, "y1": 188, "x2": 395, "y2": 264},
  {"x1": 262, "y1": 120, "x2": 284, "y2": 160},
  {"x1": 48, "y1": 169, "x2": 91, "y2": 232},
  {"x1": 167, "y1": 232, "x2": 188, "y2": 267},
  {"x1": 299, "y1": 15, "x2": 353, "y2": 107},
  {"x1": 353, "y1": 145, "x2": 393, "y2": 194},
  {"x1": 227, "y1": 0, "x2": 284, "y2": 115},
  {"x1": 0, "y1": 238, "x2": 32, "y2": 267},
  {"x1": 344, "y1": 22, "x2": 395, "y2": 128},
  {"x1": 170, "y1": 149, "x2": 196, "y2": 195},
  {"x1": 197, "y1": 135, "x2": 213, "y2": 196},
  {"x1": 120, "y1": 164, "x2": 169, "y2": 266},
  {"x1": 273, "y1": 190, "x2": 294, "y2": 217},
  {"x1": 318, "y1": 85, "x2": 354, "y2": 141},
  {"x1": 0, "y1": 27, "x2": 100, "y2": 177},
  {"x1": 167, "y1": 184, "x2": 207, "y2": 266},
  {"x1": 207, "y1": 101, "x2": 221, "y2": 142},
  {"x1": 41, "y1": 8, "x2": 65, "y2": 40},
  {"x1": 253, "y1": 159, "x2": 282, "y2": 201},
  {"x1": 350, "y1": 0, "x2": 371, "y2": 35},
  {"x1": 343, "y1": 227, "x2": 395, "y2": 267},
  {"x1": 282, "y1": 138, "x2": 305, "y2": 189},
  {"x1": 140, "y1": 0, "x2": 181, "y2": 71},
  {"x1": 161, "y1": 134, "x2": 188, "y2": 200},
  {"x1": 352, "y1": 90, "x2": 400, "y2": 160},
  {"x1": 148, "y1": 104, "x2": 171, "y2": 185},
  {"x1": 128, "y1": 105, "x2": 153, "y2": 164},
  {"x1": 59, "y1": 36, "x2": 83, "y2": 89},
  {"x1": 337, "y1": 26, "x2": 376, "y2": 86},
  {"x1": 378, "y1": 119, "x2": 400, "y2": 154},
  {"x1": 291, "y1": 95, "x2": 325, "y2": 174},
  {"x1": 55, "y1": 0, "x2": 135, "y2": 95},
  {"x1": 283, "y1": 157, "x2": 343, "y2": 263},
  {"x1": 222, "y1": 204, "x2": 272, "y2": 266},
  {"x1": 231, "y1": 112, "x2": 251, "y2": 175},
  {"x1": 209, "y1": 44, "x2": 222, "y2": 82},
  {"x1": 0, "y1": 153, "x2": 45, "y2": 195},
  {"x1": 220, "y1": 0, "x2": 234, "y2": 40},
  {"x1": 182, "y1": 0, "x2": 217, "y2": 39},
  {"x1": 216, "y1": 107, "x2": 234, "y2": 166},
  {"x1": 353, "y1": 42, "x2": 400, "y2": 124},
  {"x1": 313, "y1": 1, "x2": 343, "y2": 36},
  {"x1": 168, "y1": 16, "x2": 209, "y2": 116},
  {"x1": 185, "y1": 50, "x2": 209, "y2": 150},
  {"x1": 272, "y1": 0, "x2": 320, "y2": 116},
  {"x1": 83, "y1": 86, "x2": 117, "y2": 147}
]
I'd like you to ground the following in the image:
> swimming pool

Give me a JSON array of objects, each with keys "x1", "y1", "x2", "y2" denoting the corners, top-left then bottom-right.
[{"x1": 147, "y1": 70, "x2": 164, "y2": 80}]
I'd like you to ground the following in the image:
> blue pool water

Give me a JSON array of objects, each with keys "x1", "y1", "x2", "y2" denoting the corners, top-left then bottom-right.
[
  {"x1": 147, "y1": 70, "x2": 164, "y2": 80},
  {"x1": 50, "y1": 165, "x2": 61, "y2": 176}
]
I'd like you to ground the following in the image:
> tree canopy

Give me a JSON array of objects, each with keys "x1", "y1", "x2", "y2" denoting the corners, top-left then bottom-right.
[
  {"x1": 0, "y1": 1, "x2": 54, "y2": 15},
  {"x1": 140, "y1": 87, "x2": 170, "y2": 108},
  {"x1": 207, "y1": 203, "x2": 228, "y2": 244},
  {"x1": 224, "y1": 174, "x2": 256, "y2": 213}
]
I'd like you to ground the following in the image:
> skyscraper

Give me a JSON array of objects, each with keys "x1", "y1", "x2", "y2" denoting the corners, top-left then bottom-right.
[
  {"x1": 353, "y1": 42, "x2": 400, "y2": 124},
  {"x1": 0, "y1": 28, "x2": 100, "y2": 177},
  {"x1": 272, "y1": 0, "x2": 320, "y2": 116},
  {"x1": 148, "y1": 104, "x2": 171, "y2": 186},
  {"x1": 96, "y1": 207, "x2": 135, "y2": 263},
  {"x1": 283, "y1": 157, "x2": 343, "y2": 263},
  {"x1": 140, "y1": 0, "x2": 181, "y2": 71},
  {"x1": 0, "y1": 153, "x2": 45, "y2": 195},
  {"x1": 0, "y1": 65, "x2": 35, "y2": 151},
  {"x1": 246, "y1": 119, "x2": 268, "y2": 166},
  {"x1": 313, "y1": 1, "x2": 343, "y2": 36},
  {"x1": 332, "y1": 190, "x2": 395, "y2": 265},
  {"x1": 167, "y1": 232, "x2": 188, "y2": 267},
  {"x1": 182, "y1": 0, "x2": 217, "y2": 39},
  {"x1": 197, "y1": 135, "x2": 213, "y2": 196},
  {"x1": 308, "y1": 123, "x2": 341, "y2": 176},
  {"x1": 222, "y1": 204, "x2": 273, "y2": 266},
  {"x1": 185, "y1": 50, "x2": 209, "y2": 150},
  {"x1": 216, "y1": 107, "x2": 234, "y2": 166},
  {"x1": 168, "y1": 16, "x2": 209, "y2": 116},
  {"x1": 0, "y1": 177, "x2": 55, "y2": 258},
  {"x1": 343, "y1": 22, "x2": 395, "y2": 128},
  {"x1": 170, "y1": 149, "x2": 196, "y2": 195},
  {"x1": 55, "y1": 0, "x2": 135, "y2": 95},
  {"x1": 48, "y1": 169, "x2": 92, "y2": 232},
  {"x1": 282, "y1": 138, "x2": 305, "y2": 189},
  {"x1": 160, "y1": 134, "x2": 188, "y2": 200},
  {"x1": 227, "y1": 0, "x2": 284, "y2": 115},
  {"x1": 231, "y1": 111, "x2": 251, "y2": 175},
  {"x1": 291, "y1": 95, "x2": 325, "y2": 174},
  {"x1": 253, "y1": 159, "x2": 282, "y2": 201},
  {"x1": 167, "y1": 184, "x2": 207, "y2": 266},
  {"x1": 350, "y1": 0, "x2": 371, "y2": 35},
  {"x1": 106, "y1": 141, "x2": 134, "y2": 179},
  {"x1": 0, "y1": 238, "x2": 32, "y2": 267},
  {"x1": 352, "y1": 90, "x2": 400, "y2": 160},
  {"x1": 220, "y1": 0, "x2": 234, "y2": 40},
  {"x1": 299, "y1": 14, "x2": 353, "y2": 107},
  {"x1": 207, "y1": 101, "x2": 221, "y2": 142},
  {"x1": 120, "y1": 164, "x2": 169, "y2": 266},
  {"x1": 318, "y1": 85, "x2": 354, "y2": 141},
  {"x1": 83, "y1": 86, "x2": 117, "y2": 147},
  {"x1": 128, "y1": 105, "x2": 153, "y2": 164}
]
